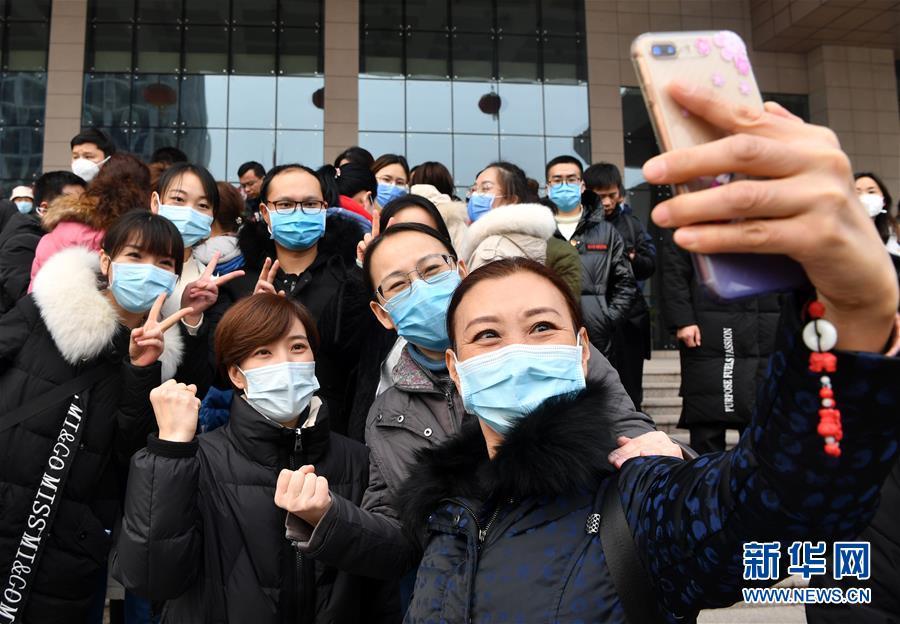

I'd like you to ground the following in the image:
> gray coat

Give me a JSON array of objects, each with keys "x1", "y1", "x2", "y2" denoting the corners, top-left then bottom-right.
[{"x1": 286, "y1": 344, "x2": 657, "y2": 579}]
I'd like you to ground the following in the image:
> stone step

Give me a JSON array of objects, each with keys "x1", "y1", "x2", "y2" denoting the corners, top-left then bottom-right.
[
  {"x1": 650, "y1": 350, "x2": 680, "y2": 360},
  {"x1": 642, "y1": 397, "x2": 683, "y2": 409},
  {"x1": 669, "y1": 429, "x2": 741, "y2": 450},
  {"x1": 643, "y1": 382, "x2": 681, "y2": 399},
  {"x1": 641, "y1": 372, "x2": 681, "y2": 385}
]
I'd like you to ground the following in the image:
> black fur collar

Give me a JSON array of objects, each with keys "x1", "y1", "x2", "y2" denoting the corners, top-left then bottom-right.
[{"x1": 398, "y1": 384, "x2": 620, "y2": 530}]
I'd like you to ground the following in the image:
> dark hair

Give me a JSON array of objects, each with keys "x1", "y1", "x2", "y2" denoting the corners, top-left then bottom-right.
[
  {"x1": 150, "y1": 146, "x2": 188, "y2": 166},
  {"x1": 854, "y1": 171, "x2": 895, "y2": 243},
  {"x1": 583, "y1": 162, "x2": 623, "y2": 193},
  {"x1": 372, "y1": 154, "x2": 410, "y2": 179},
  {"x1": 545, "y1": 155, "x2": 584, "y2": 180},
  {"x1": 333, "y1": 146, "x2": 374, "y2": 170},
  {"x1": 409, "y1": 161, "x2": 455, "y2": 196},
  {"x1": 158, "y1": 163, "x2": 220, "y2": 218},
  {"x1": 102, "y1": 211, "x2": 185, "y2": 277},
  {"x1": 538, "y1": 195, "x2": 559, "y2": 215},
  {"x1": 446, "y1": 257, "x2": 583, "y2": 348},
  {"x1": 480, "y1": 161, "x2": 532, "y2": 204},
  {"x1": 216, "y1": 181, "x2": 243, "y2": 233},
  {"x1": 214, "y1": 293, "x2": 320, "y2": 380},
  {"x1": 238, "y1": 161, "x2": 266, "y2": 179},
  {"x1": 83, "y1": 153, "x2": 151, "y2": 230},
  {"x1": 336, "y1": 162, "x2": 378, "y2": 197},
  {"x1": 33, "y1": 171, "x2": 86, "y2": 207},
  {"x1": 259, "y1": 164, "x2": 326, "y2": 205},
  {"x1": 379, "y1": 194, "x2": 453, "y2": 242},
  {"x1": 363, "y1": 223, "x2": 456, "y2": 295},
  {"x1": 70, "y1": 128, "x2": 116, "y2": 157},
  {"x1": 316, "y1": 165, "x2": 341, "y2": 207}
]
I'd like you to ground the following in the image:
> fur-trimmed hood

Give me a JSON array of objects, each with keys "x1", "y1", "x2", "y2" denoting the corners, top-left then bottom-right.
[
  {"x1": 41, "y1": 192, "x2": 103, "y2": 232},
  {"x1": 460, "y1": 203, "x2": 556, "y2": 261},
  {"x1": 410, "y1": 184, "x2": 468, "y2": 229},
  {"x1": 31, "y1": 246, "x2": 183, "y2": 379},
  {"x1": 398, "y1": 384, "x2": 619, "y2": 530}
]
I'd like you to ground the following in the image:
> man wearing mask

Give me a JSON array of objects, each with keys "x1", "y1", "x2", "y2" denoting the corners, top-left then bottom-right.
[
  {"x1": 237, "y1": 161, "x2": 266, "y2": 223},
  {"x1": 546, "y1": 155, "x2": 637, "y2": 359},
  {"x1": 584, "y1": 163, "x2": 656, "y2": 409},
  {"x1": 70, "y1": 128, "x2": 115, "y2": 182}
]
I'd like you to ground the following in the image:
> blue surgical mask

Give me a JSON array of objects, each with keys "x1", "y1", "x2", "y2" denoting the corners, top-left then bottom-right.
[
  {"x1": 109, "y1": 262, "x2": 177, "y2": 313},
  {"x1": 467, "y1": 192, "x2": 497, "y2": 222},
  {"x1": 453, "y1": 340, "x2": 586, "y2": 435},
  {"x1": 15, "y1": 201, "x2": 33, "y2": 214},
  {"x1": 239, "y1": 361, "x2": 320, "y2": 423},
  {"x1": 382, "y1": 269, "x2": 461, "y2": 352},
  {"x1": 268, "y1": 209, "x2": 326, "y2": 250},
  {"x1": 549, "y1": 183, "x2": 582, "y2": 213},
  {"x1": 157, "y1": 204, "x2": 214, "y2": 248},
  {"x1": 376, "y1": 182, "x2": 408, "y2": 208}
]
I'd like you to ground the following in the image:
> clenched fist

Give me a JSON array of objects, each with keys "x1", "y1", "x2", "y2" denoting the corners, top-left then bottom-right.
[
  {"x1": 274, "y1": 465, "x2": 332, "y2": 527},
  {"x1": 150, "y1": 379, "x2": 200, "y2": 443}
]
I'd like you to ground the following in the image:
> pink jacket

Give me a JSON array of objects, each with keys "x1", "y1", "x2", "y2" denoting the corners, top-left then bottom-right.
[{"x1": 29, "y1": 221, "x2": 104, "y2": 291}]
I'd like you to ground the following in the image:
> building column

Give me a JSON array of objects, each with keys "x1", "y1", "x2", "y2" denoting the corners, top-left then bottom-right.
[
  {"x1": 323, "y1": 0, "x2": 360, "y2": 164},
  {"x1": 42, "y1": 0, "x2": 88, "y2": 172},
  {"x1": 807, "y1": 45, "x2": 899, "y2": 199},
  {"x1": 584, "y1": 0, "x2": 625, "y2": 171}
]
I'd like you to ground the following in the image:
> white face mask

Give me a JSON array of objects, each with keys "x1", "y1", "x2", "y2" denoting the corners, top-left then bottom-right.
[
  {"x1": 71, "y1": 156, "x2": 109, "y2": 182},
  {"x1": 859, "y1": 193, "x2": 885, "y2": 218},
  {"x1": 238, "y1": 361, "x2": 320, "y2": 424}
]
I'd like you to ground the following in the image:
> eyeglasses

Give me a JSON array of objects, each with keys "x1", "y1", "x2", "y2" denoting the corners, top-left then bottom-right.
[
  {"x1": 377, "y1": 254, "x2": 456, "y2": 302},
  {"x1": 267, "y1": 199, "x2": 328, "y2": 215},
  {"x1": 549, "y1": 175, "x2": 583, "y2": 185}
]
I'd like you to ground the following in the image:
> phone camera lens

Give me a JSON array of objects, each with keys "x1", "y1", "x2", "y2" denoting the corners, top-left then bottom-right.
[
  {"x1": 652, "y1": 45, "x2": 661, "y2": 56},
  {"x1": 652, "y1": 43, "x2": 676, "y2": 58}
]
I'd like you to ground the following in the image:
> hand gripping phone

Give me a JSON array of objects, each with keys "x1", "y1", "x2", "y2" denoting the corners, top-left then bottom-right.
[{"x1": 631, "y1": 31, "x2": 808, "y2": 300}]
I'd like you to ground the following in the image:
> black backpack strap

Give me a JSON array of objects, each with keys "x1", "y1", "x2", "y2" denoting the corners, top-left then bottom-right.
[
  {"x1": 588, "y1": 476, "x2": 664, "y2": 624},
  {"x1": 0, "y1": 362, "x2": 118, "y2": 434}
]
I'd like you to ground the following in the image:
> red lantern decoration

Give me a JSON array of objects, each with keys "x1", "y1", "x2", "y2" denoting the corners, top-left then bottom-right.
[
  {"x1": 142, "y1": 83, "x2": 177, "y2": 108},
  {"x1": 312, "y1": 87, "x2": 325, "y2": 110},
  {"x1": 478, "y1": 92, "x2": 501, "y2": 116}
]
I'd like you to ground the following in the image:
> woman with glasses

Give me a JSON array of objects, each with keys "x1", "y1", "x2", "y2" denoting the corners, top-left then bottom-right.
[
  {"x1": 372, "y1": 154, "x2": 410, "y2": 209},
  {"x1": 209, "y1": 164, "x2": 368, "y2": 434}
]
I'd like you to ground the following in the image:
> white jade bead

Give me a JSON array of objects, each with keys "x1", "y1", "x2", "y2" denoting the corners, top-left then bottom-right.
[{"x1": 803, "y1": 319, "x2": 838, "y2": 352}]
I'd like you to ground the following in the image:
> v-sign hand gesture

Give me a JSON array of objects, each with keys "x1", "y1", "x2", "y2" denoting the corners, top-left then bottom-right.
[
  {"x1": 130, "y1": 293, "x2": 195, "y2": 367},
  {"x1": 356, "y1": 214, "x2": 396, "y2": 267},
  {"x1": 254, "y1": 257, "x2": 286, "y2": 296},
  {"x1": 180, "y1": 252, "x2": 246, "y2": 325}
]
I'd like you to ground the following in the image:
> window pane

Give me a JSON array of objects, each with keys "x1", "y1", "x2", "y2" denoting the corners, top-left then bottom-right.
[
  {"x1": 0, "y1": 72, "x2": 46, "y2": 127},
  {"x1": 135, "y1": 0, "x2": 179, "y2": 23},
  {"x1": 406, "y1": 31, "x2": 449, "y2": 79},
  {"x1": 228, "y1": 75, "x2": 276, "y2": 128},
  {"x1": 498, "y1": 83, "x2": 543, "y2": 135},
  {"x1": 359, "y1": 131, "x2": 406, "y2": 159},
  {"x1": 497, "y1": 0, "x2": 538, "y2": 35},
  {"x1": 90, "y1": 0, "x2": 135, "y2": 22},
  {"x1": 6, "y1": 22, "x2": 49, "y2": 71},
  {"x1": 362, "y1": 0, "x2": 402, "y2": 30},
  {"x1": 499, "y1": 135, "x2": 545, "y2": 186},
  {"x1": 226, "y1": 129, "x2": 275, "y2": 178},
  {"x1": 82, "y1": 73, "x2": 132, "y2": 127},
  {"x1": 544, "y1": 84, "x2": 588, "y2": 136},
  {"x1": 130, "y1": 127, "x2": 181, "y2": 161},
  {"x1": 7, "y1": 0, "x2": 51, "y2": 20},
  {"x1": 135, "y1": 24, "x2": 181, "y2": 73},
  {"x1": 452, "y1": 81, "x2": 499, "y2": 134},
  {"x1": 498, "y1": 34, "x2": 539, "y2": 82},
  {"x1": 88, "y1": 23, "x2": 134, "y2": 72},
  {"x1": 276, "y1": 76, "x2": 324, "y2": 129},
  {"x1": 276, "y1": 130, "x2": 324, "y2": 169},
  {"x1": 543, "y1": 35, "x2": 584, "y2": 83},
  {"x1": 405, "y1": 0, "x2": 448, "y2": 31},
  {"x1": 184, "y1": 25, "x2": 229, "y2": 73},
  {"x1": 545, "y1": 135, "x2": 591, "y2": 168},
  {"x1": 359, "y1": 77, "x2": 404, "y2": 132},
  {"x1": 281, "y1": 1, "x2": 322, "y2": 27},
  {"x1": 406, "y1": 80, "x2": 451, "y2": 132},
  {"x1": 452, "y1": 0, "x2": 494, "y2": 34},
  {"x1": 453, "y1": 134, "x2": 499, "y2": 189},
  {"x1": 132, "y1": 74, "x2": 180, "y2": 128},
  {"x1": 232, "y1": 0, "x2": 278, "y2": 25},
  {"x1": 361, "y1": 29, "x2": 403, "y2": 76},
  {"x1": 0, "y1": 127, "x2": 44, "y2": 181},
  {"x1": 406, "y1": 133, "x2": 452, "y2": 171},
  {"x1": 280, "y1": 28, "x2": 320, "y2": 76},
  {"x1": 232, "y1": 26, "x2": 277, "y2": 74},
  {"x1": 181, "y1": 128, "x2": 227, "y2": 179},
  {"x1": 181, "y1": 74, "x2": 228, "y2": 127},
  {"x1": 541, "y1": 0, "x2": 582, "y2": 36},
  {"x1": 184, "y1": 0, "x2": 229, "y2": 25},
  {"x1": 451, "y1": 33, "x2": 493, "y2": 80}
]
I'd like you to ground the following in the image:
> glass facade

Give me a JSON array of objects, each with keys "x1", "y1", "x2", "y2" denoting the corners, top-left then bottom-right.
[
  {"x1": 0, "y1": 0, "x2": 51, "y2": 193},
  {"x1": 359, "y1": 0, "x2": 589, "y2": 196},
  {"x1": 83, "y1": 0, "x2": 324, "y2": 181}
]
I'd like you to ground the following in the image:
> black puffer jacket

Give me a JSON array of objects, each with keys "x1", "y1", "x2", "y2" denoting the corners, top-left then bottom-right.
[
  {"x1": 0, "y1": 210, "x2": 42, "y2": 315},
  {"x1": 660, "y1": 234, "x2": 782, "y2": 427},
  {"x1": 564, "y1": 207, "x2": 637, "y2": 355},
  {"x1": 113, "y1": 396, "x2": 397, "y2": 624},
  {"x1": 0, "y1": 247, "x2": 180, "y2": 623}
]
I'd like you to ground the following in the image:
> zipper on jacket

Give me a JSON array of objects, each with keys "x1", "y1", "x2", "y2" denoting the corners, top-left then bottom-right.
[
  {"x1": 288, "y1": 432, "x2": 304, "y2": 622},
  {"x1": 455, "y1": 498, "x2": 513, "y2": 546}
]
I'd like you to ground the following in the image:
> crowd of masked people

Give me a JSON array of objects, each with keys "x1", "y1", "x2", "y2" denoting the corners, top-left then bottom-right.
[{"x1": 1, "y1": 83, "x2": 900, "y2": 624}]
